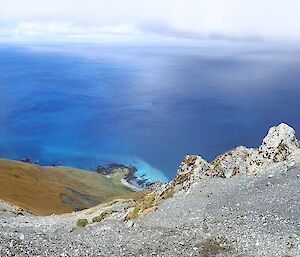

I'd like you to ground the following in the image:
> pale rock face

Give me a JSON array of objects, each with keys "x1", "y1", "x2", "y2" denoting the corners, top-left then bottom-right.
[
  {"x1": 259, "y1": 123, "x2": 299, "y2": 162},
  {"x1": 212, "y1": 146, "x2": 265, "y2": 178},
  {"x1": 172, "y1": 155, "x2": 212, "y2": 189},
  {"x1": 172, "y1": 123, "x2": 299, "y2": 185}
]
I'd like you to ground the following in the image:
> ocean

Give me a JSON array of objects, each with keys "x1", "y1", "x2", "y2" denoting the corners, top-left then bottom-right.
[{"x1": 1, "y1": 41, "x2": 300, "y2": 181}]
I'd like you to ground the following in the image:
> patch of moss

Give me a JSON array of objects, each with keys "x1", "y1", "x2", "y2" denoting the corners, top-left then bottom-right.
[
  {"x1": 125, "y1": 192, "x2": 158, "y2": 220},
  {"x1": 140, "y1": 206, "x2": 157, "y2": 218},
  {"x1": 183, "y1": 155, "x2": 197, "y2": 165},
  {"x1": 140, "y1": 193, "x2": 157, "y2": 209},
  {"x1": 231, "y1": 167, "x2": 240, "y2": 177},
  {"x1": 126, "y1": 205, "x2": 141, "y2": 220},
  {"x1": 92, "y1": 210, "x2": 117, "y2": 222},
  {"x1": 76, "y1": 218, "x2": 88, "y2": 227},
  {"x1": 173, "y1": 173, "x2": 189, "y2": 186},
  {"x1": 211, "y1": 155, "x2": 224, "y2": 171},
  {"x1": 255, "y1": 160, "x2": 263, "y2": 166},
  {"x1": 160, "y1": 187, "x2": 174, "y2": 199}
]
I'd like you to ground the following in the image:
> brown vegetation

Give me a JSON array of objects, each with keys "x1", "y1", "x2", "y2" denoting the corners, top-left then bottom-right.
[{"x1": 0, "y1": 158, "x2": 135, "y2": 215}]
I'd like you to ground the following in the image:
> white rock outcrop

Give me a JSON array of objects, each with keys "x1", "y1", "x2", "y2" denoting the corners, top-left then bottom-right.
[
  {"x1": 211, "y1": 146, "x2": 265, "y2": 178},
  {"x1": 171, "y1": 123, "x2": 299, "y2": 186},
  {"x1": 259, "y1": 123, "x2": 299, "y2": 162},
  {"x1": 170, "y1": 155, "x2": 212, "y2": 190}
]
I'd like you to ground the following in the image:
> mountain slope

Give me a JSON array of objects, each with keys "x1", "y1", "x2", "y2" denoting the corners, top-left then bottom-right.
[
  {"x1": 0, "y1": 159, "x2": 136, "y2": 215},
  {"x1": 0, "y1": 123, "x2": 299, "y2": 256}
]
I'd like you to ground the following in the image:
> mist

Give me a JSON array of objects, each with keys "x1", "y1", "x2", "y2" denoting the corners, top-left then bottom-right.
[{"x1": 0, "y1": 0, "x2": 300, "y2": 42}]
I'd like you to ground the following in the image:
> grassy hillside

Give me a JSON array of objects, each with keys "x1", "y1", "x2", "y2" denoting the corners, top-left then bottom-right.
[{"x1": 0, "y1": 158, "x2": 137, "y2": 215}]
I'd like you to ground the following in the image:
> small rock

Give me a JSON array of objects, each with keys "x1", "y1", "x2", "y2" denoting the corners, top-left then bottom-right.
[{"x1": 126, "y1": 220, "x2": 134, "y2": 228}]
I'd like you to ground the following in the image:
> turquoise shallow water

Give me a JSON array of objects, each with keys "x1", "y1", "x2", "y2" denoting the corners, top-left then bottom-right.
[{"x1": 1, "y1": 42, "x2": 300, "y2": 181}]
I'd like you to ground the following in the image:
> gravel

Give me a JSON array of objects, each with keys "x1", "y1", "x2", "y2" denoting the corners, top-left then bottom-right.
[{"x1": 0, "y1": 163, "x2": 299, "y2": 257}]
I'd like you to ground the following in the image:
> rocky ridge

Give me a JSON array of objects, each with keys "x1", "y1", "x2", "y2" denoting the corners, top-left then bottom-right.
[
  {"x1": 119, "y1": 123, "x2": 300, "y2": 229},
  {"x1": 172, "y1": 123, "x2": 300, "y2": 186}
]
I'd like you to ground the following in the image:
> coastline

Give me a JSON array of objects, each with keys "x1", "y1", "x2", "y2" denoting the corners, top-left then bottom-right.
[{"x1": 12, "y1": 156, "x2": 169, "y2": 188}]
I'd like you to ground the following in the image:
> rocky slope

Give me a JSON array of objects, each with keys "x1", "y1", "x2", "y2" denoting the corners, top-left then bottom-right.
[{"x1": 0, "y1": 123, "x2": 299, "y2": 257}]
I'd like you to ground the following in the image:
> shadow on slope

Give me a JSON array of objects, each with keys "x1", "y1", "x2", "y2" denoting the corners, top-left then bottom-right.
[{"x1": 0, "y1": 158, "x2": 137, "y2": 215}]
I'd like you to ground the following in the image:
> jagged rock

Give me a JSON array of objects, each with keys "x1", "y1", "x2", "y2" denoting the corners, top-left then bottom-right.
[
  {"x1": 147, "y1": 181, "x2": 163, "y2": 191},
  {"x1": 211, "y1": 146, "x2": 262, "y2": 178},
  {"x1": 172, "y1": 155, "x2": 212, "y2": 189},
  {"x1": 259, "y1": 123, "x2": 299, "y2": 162},
  {"x1": 96, "y1": 163, "x2": 149, "y2": 189},
  {"x1": 125, "y1": 220, "x2": 134, "y2": 228},
  {"x1": 172, "y1": 123, "x2": 299, "y2": 183},
  {"x1": 96, "y1": 163, "x2": 133, "y2": 175},
  {"x1": 146, "y1": 155, "x2": 212, "y2": 203},
  {"x1": 19, "y1": 157, "x2": 32, "y2": 163}
]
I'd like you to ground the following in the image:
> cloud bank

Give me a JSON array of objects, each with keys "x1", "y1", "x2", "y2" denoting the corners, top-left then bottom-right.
[{"x1": 0, "y1": 0, "x2": 300, "y2": 42}]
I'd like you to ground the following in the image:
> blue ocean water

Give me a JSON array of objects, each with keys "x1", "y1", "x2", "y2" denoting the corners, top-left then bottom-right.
[{"x1": 0, "y1": 42, "x2": 300, "y2": 181}]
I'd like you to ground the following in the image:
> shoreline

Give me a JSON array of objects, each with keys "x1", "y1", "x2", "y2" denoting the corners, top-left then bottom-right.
[{"x1": 0, "y1": 156, "x2": 163, "y2": 190}]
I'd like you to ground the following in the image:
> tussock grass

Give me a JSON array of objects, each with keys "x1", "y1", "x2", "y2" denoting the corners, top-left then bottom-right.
[
  {"x1": 92, "y1": 210, "x2": 115, "y2": 223},
  {"x1": 76, "y1": 219, "x2": 88, "y2": 227}
]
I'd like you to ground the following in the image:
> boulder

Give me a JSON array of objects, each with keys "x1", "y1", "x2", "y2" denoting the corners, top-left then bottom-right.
[
  {"x1": 259, "y1": 123, "x2": 299, "y2": 162},
  {"x1": 172, "y1": 155, "x2": 212, "y2": 189},
  {"x1": 211, "y1": 146, "x2": 262, "y2": 178}
]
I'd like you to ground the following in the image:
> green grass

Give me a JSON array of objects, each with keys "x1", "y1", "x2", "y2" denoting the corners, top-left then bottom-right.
[
  {"x1": 76, "y1": 219, "x2": 88, "y2": 227},
  {"x1": 92, "y1": 210, "x2": 115, "y2": 222},
  {"x1": 125, "y1": 193, "x2": 158, "y2": 220},
  {"x1": 160, "y1": 187, "x2": 174, "y2": 199}
]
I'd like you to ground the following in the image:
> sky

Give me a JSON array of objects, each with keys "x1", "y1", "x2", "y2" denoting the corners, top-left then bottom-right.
[{"x1": 0, "y1": 0, "x2": 300, "y2": 42}]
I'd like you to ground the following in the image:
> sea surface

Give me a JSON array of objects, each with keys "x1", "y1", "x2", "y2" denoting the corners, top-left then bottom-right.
[{"x1": 1, "y1": 41, "x2": 300, "y2": 181}]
